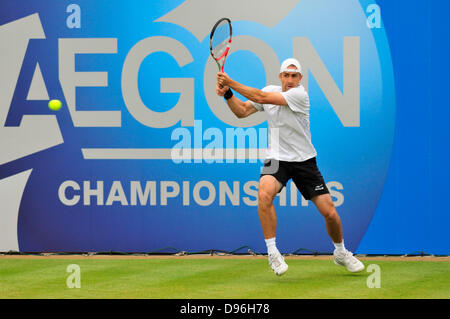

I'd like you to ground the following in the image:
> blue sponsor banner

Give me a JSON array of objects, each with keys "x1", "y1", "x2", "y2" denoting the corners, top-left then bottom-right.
[
  {"x1": 1, "y1": 0, "x2": 445, "y2": 255},
  {"x1": 357, "y1": 0, "x2": 450, "y2": 255}
]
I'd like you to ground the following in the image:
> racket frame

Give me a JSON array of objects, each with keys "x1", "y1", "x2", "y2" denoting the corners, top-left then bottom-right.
[{"x1": 209, "y1": 17, "x2": 232, "y2": 72}]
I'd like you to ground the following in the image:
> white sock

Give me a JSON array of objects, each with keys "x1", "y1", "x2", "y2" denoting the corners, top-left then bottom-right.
[
  {"x1": 333, "y1": 240, "x2": 346, "y2": 253},
  {"x1": 265, "y1": 237, "x2": 279, "y2": 255}
]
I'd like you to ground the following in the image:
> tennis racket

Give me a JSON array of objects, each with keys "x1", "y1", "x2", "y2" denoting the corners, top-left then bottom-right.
[{"x1": 210, "y1": 17, "x2": 232, "y2": 73}]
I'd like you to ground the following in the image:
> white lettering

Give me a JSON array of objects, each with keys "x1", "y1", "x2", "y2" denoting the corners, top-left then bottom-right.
[
  {"x1": 106, "y1": 181, "x2": 128, "y2": 206},
  {"x1": 160, "y1": 181, "x2": 180, "y2": 206},
  {"x1": 66, "y1": 264, "x2": 81, "y2": 288},
  {"x1": 121, "y1": 36, "x2": 194, "y2": 128},
  {"x1": 294, "y1": 37, "x2": 360, "y2": 127},
  {"x1": 58, "y1": 180, "x2": 80, "y2": 206},
  {"x1": 130, "y1": 181, "x2": 156, "y2": 206},
  {"x1": 366, "y1": 4, "x2": 381, "y2": 29},
  {"x1": 83, "y1": 181, "x2": 104, "y2": 205},
  {"x1": 66, "y1": 4, "x2": 81, "y2": 29},
  {"x1": 57, "y1": 180, "x2": 345, "y2": 208},
  {"x1": 366, "y1": 264, "x2": 381, "y2": 288},
  {"x1": 328, "y1": 181, "x2": 344, "y2": 207},
  {"x1": 219, "y1": 181, "x2": 239, "y2": 206},
  {"x1": 193, "y1": 181, "x2": 216, "y2": 206},
  {"x1": 59, "y1": 38, "x2": 120, "y2": 127}
]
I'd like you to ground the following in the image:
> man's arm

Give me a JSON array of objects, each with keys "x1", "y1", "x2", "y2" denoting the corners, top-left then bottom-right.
[
  {"x1": 217, "y1": 72, "x2": 288, "y2": 106},
  {"x1": 216, "y1": 83, "x2": 259, "y2": 119}
]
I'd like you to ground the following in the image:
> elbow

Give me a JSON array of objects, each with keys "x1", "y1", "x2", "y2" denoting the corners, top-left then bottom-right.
[
  {"x1": 236, "y1": 108, "x2": 249, "y2": 119},
  {"x1": 235, "y1": 105, "x2": 249, "y2": 119}
]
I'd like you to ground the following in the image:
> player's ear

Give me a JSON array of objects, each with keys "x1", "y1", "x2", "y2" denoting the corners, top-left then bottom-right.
[
  {"x1": 299, "y1": 74, "x2": 303, "y2": 82},
  {"x1": 278, "y1": 73, "x2": 282, "y2": 81}
]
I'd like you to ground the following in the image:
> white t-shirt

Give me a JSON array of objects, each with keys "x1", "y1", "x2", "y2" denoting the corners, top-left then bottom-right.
[{"x1": 251, "y1": 85, "x2": 317, "y2": 162}]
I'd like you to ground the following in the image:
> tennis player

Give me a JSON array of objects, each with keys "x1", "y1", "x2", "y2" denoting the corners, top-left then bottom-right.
[{"x1": 216, "y1": 58, "x2": 364, "y2": 276}]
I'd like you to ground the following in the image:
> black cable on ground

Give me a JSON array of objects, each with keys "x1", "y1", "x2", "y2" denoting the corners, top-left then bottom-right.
[
  {"x1": 229, "y1": 245, "x2": 261, "y2": 255},
  {"x1": 147, "y1": 247, "x2": 183, "y2": 254},
  {"x1": 95, "y1": 251, "x2": 131, "y2": 255},
  {"x1": 289, "y1": 248, "x2": 329, "y2": 256},
  {"x1": 1, "y1": 248, "x2": 446, "y2": 257},
  {"x1": 404, "y1": 251, "x2": 433, "y2": 257}
]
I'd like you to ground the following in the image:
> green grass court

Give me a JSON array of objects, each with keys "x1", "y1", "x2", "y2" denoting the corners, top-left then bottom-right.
[{"x1": 0, "y1": 257, "x2": 448, "y2": 299}]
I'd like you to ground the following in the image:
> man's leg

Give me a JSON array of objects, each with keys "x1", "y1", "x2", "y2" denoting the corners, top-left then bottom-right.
[
  {"x1": 311, "y1": 193, "x2": 364, "y2": 272},
  {"x1": 258, "y1": 175, "x2": 281, "y2": 239},
  {"x1": 258, "y1": 175, "x2": 288, "y2": 276},
  {"x1": 310, "y1": 194, "x2": 343, "y2": 244}
]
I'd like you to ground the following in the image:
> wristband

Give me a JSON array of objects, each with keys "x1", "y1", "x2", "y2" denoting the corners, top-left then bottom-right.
[{"x1": 224, "y1": 88, "x2": 233, "y2": 100}]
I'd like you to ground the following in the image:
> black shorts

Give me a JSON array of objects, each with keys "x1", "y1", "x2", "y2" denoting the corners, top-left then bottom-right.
[{"x1": 260, "y1": 157, "x2": 329, "y2": 200}]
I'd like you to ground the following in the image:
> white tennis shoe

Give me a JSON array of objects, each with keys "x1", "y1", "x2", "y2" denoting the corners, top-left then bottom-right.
[
  {"x1": 333, "y1": 249, "x2": 365, "y2": 273},
  {"x1": 268, "y1": 252, "x2": 288, "y2": 276}
]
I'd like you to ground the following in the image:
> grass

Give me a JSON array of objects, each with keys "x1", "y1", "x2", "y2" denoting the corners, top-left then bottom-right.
[{"x1": 0, "y1": 258, "x2": 448, "y2": 299}]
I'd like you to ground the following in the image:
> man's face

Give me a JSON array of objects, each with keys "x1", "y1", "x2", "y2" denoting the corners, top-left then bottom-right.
[{"x1": 278, "y1": 65, "x2": 302, "y2": 92}]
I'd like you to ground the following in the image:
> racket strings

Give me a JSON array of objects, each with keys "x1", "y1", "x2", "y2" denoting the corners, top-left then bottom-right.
[
  {"x1": 211, "y1": 22, "x2": 231, "y2": 60},
  {"x1": 212, "y1": 40, "x2": 229, "y2": 59}
]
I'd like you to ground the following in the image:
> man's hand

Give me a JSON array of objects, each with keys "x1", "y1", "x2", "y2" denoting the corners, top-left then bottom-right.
[
  {"x1": 216, "y1": 82, "x2": 229, "y2": 97},
  {"x1": 217, "y1": 72, "x2": 232, "y2": 87}
]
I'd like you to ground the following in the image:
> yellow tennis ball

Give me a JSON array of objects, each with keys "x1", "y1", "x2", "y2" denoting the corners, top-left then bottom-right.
[{"x1": 48, "y1": 99, "x2": 62, "y2": 111}]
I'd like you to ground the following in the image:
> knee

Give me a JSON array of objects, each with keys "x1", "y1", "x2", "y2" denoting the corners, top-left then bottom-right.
[
  {"x1": 258, "y1": 189, "x2": 275, "y2": 207},
  {"x1": 322, "y1": 204, "x2": 338, "y2": 222}
]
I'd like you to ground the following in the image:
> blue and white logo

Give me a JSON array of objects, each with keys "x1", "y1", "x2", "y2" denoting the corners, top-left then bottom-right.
[{"x1": 0, "y1": 0, "x2": 395, "y2": 253}]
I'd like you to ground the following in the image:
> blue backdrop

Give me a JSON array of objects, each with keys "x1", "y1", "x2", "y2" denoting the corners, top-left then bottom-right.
[
  {"x1": 357, "y1": 0, "x2": 450, "y2": 255},
  {"x1": 0, "y1": 0, "x2": 448, "y2": 255}
]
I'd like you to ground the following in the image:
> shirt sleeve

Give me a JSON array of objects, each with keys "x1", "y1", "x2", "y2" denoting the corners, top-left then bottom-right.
[
  {"x1": 251, "y1": 100, "x2": 264, "y2": 112},
  {"x1": 280, "y1": 87, "x2": 309, "y2": 114}
]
